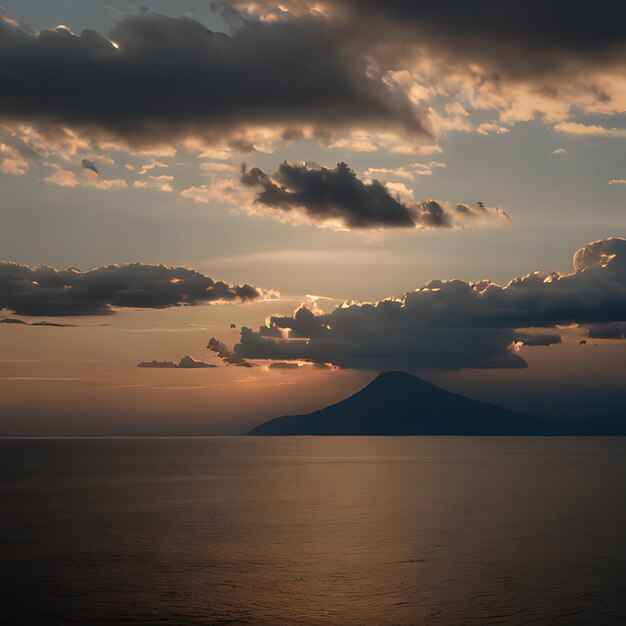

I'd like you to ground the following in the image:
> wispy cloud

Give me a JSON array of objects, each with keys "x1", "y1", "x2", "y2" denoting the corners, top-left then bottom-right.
[{"x1": 553, "y1": 122, "x2": 626, "y2": 137}]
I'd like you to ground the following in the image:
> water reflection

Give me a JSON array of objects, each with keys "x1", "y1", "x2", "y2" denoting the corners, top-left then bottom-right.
[{"x1": 1, "y1": 437, "x2": 625, "y2": 624}]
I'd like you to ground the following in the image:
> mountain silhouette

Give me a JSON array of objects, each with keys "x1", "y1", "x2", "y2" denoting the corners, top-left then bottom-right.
[{"x1": 248, "y1": 371, "x2": 620, "y2": 436}]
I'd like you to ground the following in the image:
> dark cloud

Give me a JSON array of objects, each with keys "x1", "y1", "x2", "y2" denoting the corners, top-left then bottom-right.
[
  {"x1": 81, "y1": 158, "x2": 98, "y2": 174},
  {"x1": 268, "y1": 362, "x2": 301, "y2": 369},
  {"x1": 0, "y1": 318, "x2": 75, "y2": 327},
  {"x1": 585, "y1": 323, "x2": 626, "y2": 340},
  {"x1": 138, "y1": 360, "x2": 179, "y2": 368},
  {"x1": 236, "y1": 238, "x2": 626, "y2": 370},
  {"x1": 242, "y1": 161, "x2": 416, "y2": 229},
  {"x1": 0, "y1": 12, "x2": 426, "y2": 148},
  {"x1": 241, "y1": 161, "x2": 507, "y2": 230},
  {"x1": 0, "y1": 262, "x2": 266, "y2": 316},
  {"x1": 224, "y1": 0, "x2": 626, "y2": 78},
  {"x1": 207, "y1": 337, "x2": 254, "y2": 367},
  {"x1": 137, "y1": 355, "x2": 218, "y2": 368},
  {"x1": 348, "y1": 0, "x2": 626, "y2": 77}
]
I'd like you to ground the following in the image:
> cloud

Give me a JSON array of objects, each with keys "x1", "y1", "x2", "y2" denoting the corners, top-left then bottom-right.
[
  {"x1": 224, "y1": 0, "x2": 626, "y2": 139},
  {"x1": 363, "y1": 162, "x2": 447, "y2": 182},
  {"x1": 237, "y1": 0, "x2": 626, "y2": 78},
  {"x1": 268, "y1": 362, "x2": 301, "y2": 369},
  {"x1": 207, "y1": 337, "x2": 254, "y2": 367},
  {"x1": 241, "y1": 161, "x2": 510, "y2": 231},
  {"x1": 0, "y1": 317, "x2": 75, "y2": 327},
  {"x1": 584, "y1": 323, "x2": 626, "y2": 339},
  {"x1": 0, "y1": 143, "x2": 30, "y2": 174},
  {"x1": 417, "y1": 145, "x2": 443, "y2": 155},
  {"x1": 83, "y1": 169, "x2": 128, "y2": 190},
  {"x1": 138, "y1": 160, "x2": 168, "y2": 174},
  {"x1": 43, "y1": 166, "x2": 128, "y2": 190},
  {"x1": 81, "y1": 158, "x2": 98, "y2": 174},
  {"x1": 514, "y1": 330, "x2": 562, "y2": 347},
  {"x1": 364, "y1": 167, "x2": 415, "y2": 182},
  {"x1": 476, "y1": 123, "x2": 510, "y2": 136},
  {"x1": 44, "y1": 168, "x2": 79, "y2": 188},
  {"x1": 134, "y1": 175, "x2": 174, "y2": 192},
  {"x1": 1, "y1": 155, "x2": 29, "y2": 175},
  {"x1": 137, "y1": 356, "x2": 222, "y2": 369},
  {"x1": 552, "y1": 148, "x2": 567, "y2": 156},
  {"x1": 609, "y1": 179, "x2": 626, "y2": 185},
  {"x1": 2, "y1": 3, "x2": 625, "y2": 161},
  {"x1": 235, "y1": 237, "x2": 626, "y2": 371},
  {"x1": 0, "y1": 12, "x2": 426, "y2": 150},
  {"x1": 410, "y1": 161, "x2": 447, "y2": 176},
  {"x1": 552, "y1": 122, "x2": 626, "y2": 137},
  {"x1": 180, "y1": 179, "x2": 248, "y2": 205},
  {"x1": 0, "y1": 262, "x2": 270, "y2": 316},
  {"x1": 138, "y1": 360, "x2": 179, "y2": 368},
  {"x1": 180, "y1": 163, "x2": 247, "y2": 205}
]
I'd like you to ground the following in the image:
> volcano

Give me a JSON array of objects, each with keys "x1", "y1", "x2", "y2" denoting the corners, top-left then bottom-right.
[{"x1": 249, "y1": 371, "x2": 595, "y2": 436}]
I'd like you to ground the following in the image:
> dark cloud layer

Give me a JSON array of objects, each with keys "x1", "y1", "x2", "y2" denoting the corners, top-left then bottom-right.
[
  {"x1": 236, "y1": 238, "x2": 626, "y2": 370},
  {"x1": 0, "y1": 12, "x2": 425, "y2": 147},
  {"x1": 0, "y1": 262, "x2": 264, "y2": 316},
  {"x1": 585, "y1": 323, "x2": 626, "y2": 340},
  {"x1": 350, "y1": 0, "x2": 626, "y2": 76},
  {"x1": 225, "y1": 0, "x2": 626, "y2": 78},
  {"x1": 241, "y1": 161, "x2": 505, "y2": 230},
  {"x1": 2, "y1": 2, "x2": 625, "y2": 154}
]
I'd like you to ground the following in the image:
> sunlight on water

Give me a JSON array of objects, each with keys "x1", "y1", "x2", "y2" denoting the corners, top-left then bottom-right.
[{"x1": 1, "y1": 437, "x2": 626, "y2": 625}]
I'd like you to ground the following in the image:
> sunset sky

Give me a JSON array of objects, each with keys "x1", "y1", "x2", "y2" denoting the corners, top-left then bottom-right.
[{"x1": 1, "y1": 0, "x2": 625, "y2": 435}]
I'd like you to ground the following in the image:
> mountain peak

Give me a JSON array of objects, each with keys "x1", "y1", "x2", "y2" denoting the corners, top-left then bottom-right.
[
  {"x1": 248, "y1": 370, "x2": 560, "y2": 436},
  {"x1": 372, "y1": 370, "x2": 430, "y2": 384},
  {"x1": 375, "y1": 370, "x2": 417, "y2": 381},
  {"x1": 365, "y1": 370, "x2": 439, "y2": 394}
]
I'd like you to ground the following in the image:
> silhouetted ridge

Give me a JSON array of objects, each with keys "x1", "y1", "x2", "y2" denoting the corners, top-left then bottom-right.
[{"x1": 248, "y1": 371, "x2": 622, "y2": 436}]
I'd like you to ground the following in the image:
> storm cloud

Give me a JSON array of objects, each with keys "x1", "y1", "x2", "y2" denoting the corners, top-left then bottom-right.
[
  {"x1": 0, "y1": 262, "x2": 267, "y2": 316},
  {"x1": 241, "y1": 161, "x2": 509, "y2": 230},
  {"x1": 0, "y1": 11, "x2": 426, "y2": 149},
  {"x1": 236, "y1": 238, "x2": 626, "y2": 370}
]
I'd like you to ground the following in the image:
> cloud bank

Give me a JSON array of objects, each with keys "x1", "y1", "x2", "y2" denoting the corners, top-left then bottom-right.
[
  {"x1": 235, "y1": 237, "x2": 626, "y2": 370},
  {"x1": 0, "y1": 12, "x2": 425, "y2": 150},
  {"x1": 225, "y1": 0, "x2": 626, "y2": 77},
  {"x1": 0, "y1": 262, "x2": 268, "y2": 316},
  {"x1": 219, "y1": 0, "x2": 626, "y2": 131},
  {"x1": 2, "y1": 2, "x2": 625, "y2": 173}
]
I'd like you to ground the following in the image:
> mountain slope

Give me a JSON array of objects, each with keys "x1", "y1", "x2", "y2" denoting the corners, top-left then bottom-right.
[{"x1": 249, "y1": 371, "x2": 589, "y2": 436}]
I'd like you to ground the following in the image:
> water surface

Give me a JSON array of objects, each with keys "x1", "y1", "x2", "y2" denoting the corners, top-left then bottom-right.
[{"x1": 1, "y1": 437, "x2": 625, "y2": 625}]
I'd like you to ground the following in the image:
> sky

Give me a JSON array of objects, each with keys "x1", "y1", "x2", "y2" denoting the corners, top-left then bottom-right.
[{"x1": 0, "y1": 0, "x2": 625, "y2": 435}]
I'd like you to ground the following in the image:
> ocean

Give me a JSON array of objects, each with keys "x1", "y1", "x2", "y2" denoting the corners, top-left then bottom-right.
[{"x1": 1, "y1": 437, "x2": 625, "y2": 625}]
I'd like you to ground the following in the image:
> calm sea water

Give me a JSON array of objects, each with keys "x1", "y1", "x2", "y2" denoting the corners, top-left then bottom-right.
[{"x1": 1, "y1": 437, "x2": 626, "y2": 625}]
